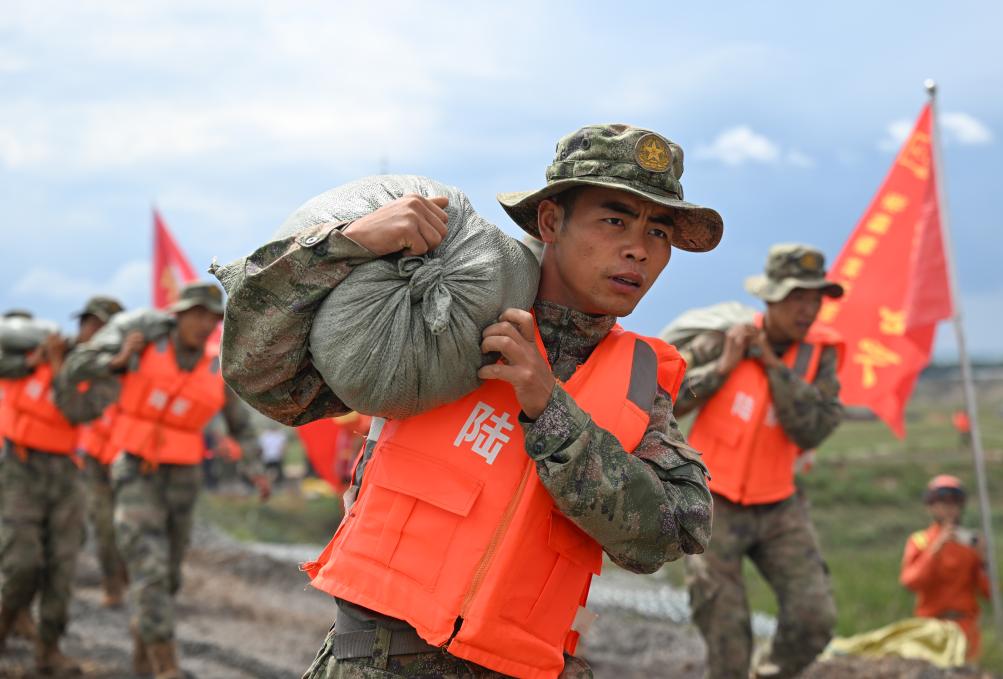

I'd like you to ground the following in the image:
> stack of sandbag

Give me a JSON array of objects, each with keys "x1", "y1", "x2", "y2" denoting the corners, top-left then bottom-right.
[
  {"x1": 0, "y1": 316, "x2": 60, "y2": 353},
  {"x1": 658, "y1": 301, "x2": 756, "y2": 352},
  {"x1": 273, "y1": 175, "x2": 541, "y2": 420}
]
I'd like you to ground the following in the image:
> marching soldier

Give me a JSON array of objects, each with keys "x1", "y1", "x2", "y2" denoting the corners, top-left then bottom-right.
[
  {"x1": 0, "y1": 295, "x2": 122, "y2": 674},
  {"x1": 677, "y1": 244, "x2": 845, "y2": 679},
  {"x1": 62, "y1": 282, "x2": 270, "y2": 679},
  {"x1": 214, "y1": 124, "x2": 721, "y2": 678}
]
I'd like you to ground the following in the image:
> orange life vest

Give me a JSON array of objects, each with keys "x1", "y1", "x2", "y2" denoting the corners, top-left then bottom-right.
[
  {"x1": 304, "y1": 324, "x2": 686, "y2": 679},
  {"x1": 78, "y1": 405, "x2": 119, "y2": 465},
  {"x1": 688, "y1": 321, "x2": 842, "y2": 505},
  {"x1": 109, "y1": 339, "x2": 225, "y2": 466},
  {"x1": 0, "y1": 364, "x2": 79, "y2": 455}
]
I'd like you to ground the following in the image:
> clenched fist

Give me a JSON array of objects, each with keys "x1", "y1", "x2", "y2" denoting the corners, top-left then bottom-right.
[{"x1": 343, "y1": 194, "x2": 449, "y2": 257}]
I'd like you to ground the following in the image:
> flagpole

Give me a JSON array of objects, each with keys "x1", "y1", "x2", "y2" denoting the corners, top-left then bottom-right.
[{"x1": 926, "y1": 78, "x2": 1003, "y2": 637}]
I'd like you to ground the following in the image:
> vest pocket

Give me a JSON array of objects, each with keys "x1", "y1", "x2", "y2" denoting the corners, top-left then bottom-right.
[
  {"x1": 342, "y1": 443, "x2": 483, "y2": 591},
  {"x1": 522, "y1": 511, "x2": 602, "y2": 645}
]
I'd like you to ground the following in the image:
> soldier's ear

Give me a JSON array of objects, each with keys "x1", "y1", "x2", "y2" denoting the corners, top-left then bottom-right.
[{"x1": 537, "y1": 199, "x2": 562, "y2": 244}]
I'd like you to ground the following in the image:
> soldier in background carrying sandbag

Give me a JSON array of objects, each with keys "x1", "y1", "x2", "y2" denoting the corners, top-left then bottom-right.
[
  {"x1": 669, "y1": 244, "x2": 845, "y2": 679},
  {"x1": 61, "y1": 282, "x2": 271, "y2": 679},
  {"x1": 216, "y1": 123, "x2": 721, "y2": 679},
  {"x1": 0, "y1": 295, "x2": 122, "y2": 675}
]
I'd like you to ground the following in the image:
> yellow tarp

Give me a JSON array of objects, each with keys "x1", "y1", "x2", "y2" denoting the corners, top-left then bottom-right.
[{"x1": 822, "y1": 617, "x2": 967, "y2": 668}]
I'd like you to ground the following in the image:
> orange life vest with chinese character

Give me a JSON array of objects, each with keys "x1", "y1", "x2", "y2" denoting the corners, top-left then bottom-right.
[
  {"x1": 304, "y1": 324, "x2": 686, "y2": 679},
  {"x1": 109, "y1": 339, "x2": 225, "y2": 466},
  {"x1": 0, "y1": 364, "x2": 79, "y2": 455},
  {"x1": 688, "y1": 320, "x2": 842, "y2": 505},
  {"x1": 79, "y1": 405, "x2": 119, "y2": 465}
]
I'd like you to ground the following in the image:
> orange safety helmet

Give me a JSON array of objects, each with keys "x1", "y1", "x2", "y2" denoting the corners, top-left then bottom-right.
[{"x1": 924, "y1": 474, "x2": 966, "y2": 503}]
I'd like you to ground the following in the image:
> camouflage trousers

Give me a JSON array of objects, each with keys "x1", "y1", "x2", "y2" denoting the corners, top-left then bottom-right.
[
  {"x1": 0, "y1": 443, "x2": 85, "y2": 644},
  {"x1": 83, "y1": 456, "x2": 127, "y2": 587},
  {"x1": 303, "y1": 625, "x2": 593, "y2": 678},
  {"x1": 111, "y1": 453, "x2": 201, "y2": 644},
  {"x1": 686, "y1": 492, "x2": 836, "y2": 679}
]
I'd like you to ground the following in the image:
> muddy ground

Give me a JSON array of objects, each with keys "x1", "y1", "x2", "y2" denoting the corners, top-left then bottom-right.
[{"x1": 0, "y1": 524, "x2": 993, "y2": 678}]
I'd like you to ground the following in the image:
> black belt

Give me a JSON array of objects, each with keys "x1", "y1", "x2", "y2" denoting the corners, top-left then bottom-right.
[{"x1": 331, "y1": 627, "x2": 439, "y2": 660}]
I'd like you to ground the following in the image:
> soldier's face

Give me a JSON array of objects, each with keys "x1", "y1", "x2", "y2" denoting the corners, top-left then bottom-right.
[
  {"x1": 765, "y1": 288, "x2": 823, "y2": 342},
  {"x1": 77, "y1": 315, "x2": 104, "y2": 344},
  {"x1": 176, "y1": 307, "x2": 220, "y2": 349},
  {"x1": 536, "y1": 187, "x2": 673, "y2": 316}
]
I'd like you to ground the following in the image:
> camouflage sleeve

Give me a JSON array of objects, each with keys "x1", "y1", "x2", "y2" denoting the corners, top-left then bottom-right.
[
  {"x1": 766, "y1": 345, "x2": 843, "y2": 450},
  {"x1": 0, "y1": 350, "x2": 32, "y2": 379},
  {"x1": 221, "y1": 386, "x2": 265, "y2": 478},
  {"x1": 52, "y1": 346, "x2": 123, "y2": 425},
  {"x1": 675, "y1": 331, "x2": 726, "y2": 416},
  {"x1": 210, "y1": 222, "x2": 376, "y2": 426},
  {"x1": 522, "y1": 385, "x2": 712, "y2": 574}
]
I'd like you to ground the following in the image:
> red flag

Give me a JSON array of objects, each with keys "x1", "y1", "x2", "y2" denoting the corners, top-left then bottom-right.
[
  {"x1": 298, "y1": 414, "x2": 371, "y2": 492},
  {"x1": 153, "y1": 209, "x2": 197, "y2": 309},
  {"x1": 818, "y1": 103, "x2": 953, "y2": 436}
]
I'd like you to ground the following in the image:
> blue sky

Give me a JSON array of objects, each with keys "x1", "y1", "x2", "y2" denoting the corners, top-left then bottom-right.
[{"x1": 2, "y1": 1, "x2": 1001, "y2": 358}]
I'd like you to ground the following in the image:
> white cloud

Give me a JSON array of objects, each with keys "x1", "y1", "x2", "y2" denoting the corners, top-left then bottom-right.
[
  {"x1": 941, "y1": 112, "x2": 993, "y2": 145},
  {"x1": 696, "y1": 126, "x2": 812, "y2": 167},
  {"x1": 12, "y1": 260, "x2": 151, "y2": 309},
  {"x1": 786, "y1": 149, "x2": 815, "y2": 168},
  {"x1": 879, "y1": 112, "x2": 993, "y2": 151}
]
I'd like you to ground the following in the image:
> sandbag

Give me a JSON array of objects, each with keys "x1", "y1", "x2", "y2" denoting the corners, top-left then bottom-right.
[
  {"x1": 56, "y1": 309, "x2": 174, "y2": 423},
  {"x1": 0, "y1": 316, "x2": 60, "y2": 352},
  {"x1": 274, "y1": 175, "x2": 540, "y2": 420},
  {"x1": 658, "y1": 301, "x2": 756, "y2": 352}
]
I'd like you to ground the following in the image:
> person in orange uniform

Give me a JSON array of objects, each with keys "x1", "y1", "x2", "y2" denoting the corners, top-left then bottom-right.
[
  {"x1": 62, "y1": 281, "x2": 271, "y2": 679},
  {"x1": 0, "y1": 295, "x2": 121, "y2": 674},
  {"x1": 677, "y1": 244, "x2": 846, "y2": 679},
  {"x1": 901, "y1": 474, "x2": 991, "y2": 659},
  {"x1": 952, "y1": 410, "x2": 972, "y2": 447}
]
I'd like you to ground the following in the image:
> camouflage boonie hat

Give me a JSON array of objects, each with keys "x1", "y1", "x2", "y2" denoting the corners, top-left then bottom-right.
[
  {"x1": 169, "y1": 281, "x2": 224, "y2": 315},
  {"x1": 497, "y1": 123, "x2": 723, "y2": 252},
  {"x1": 72, "y1": 295, "x2": 124, "y2": 322},
  {"x1": 744, "y1": 244, "x2": 844, "y2": 303}
]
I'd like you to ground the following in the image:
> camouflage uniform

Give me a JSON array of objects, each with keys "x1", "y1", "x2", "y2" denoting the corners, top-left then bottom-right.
[
  {"x1": 0, "y1": 357, "x2": 85, "y2": 648},
  {"x1": 213, "y1": 124, "x2": 721, "y2": 678},
  {"x1": 61, "y1": 288, "x2": 265, "y2": 647},
  {"x1": 680, "y1": 245, "x2": 844, "y2": 679}
]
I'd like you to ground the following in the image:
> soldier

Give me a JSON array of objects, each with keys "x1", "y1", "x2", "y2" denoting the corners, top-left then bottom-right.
[
  {"x1": 61, "y1": 282, "x2": 271, "y2": 679},
  {"x1": 0, "y1": 295, "x2": 121, "y2": 674},
  {"x1": 901, "y1": 475, "x2": 990, "y2": 659},
  {"x1": 213, "y1": 124, "x2": 721, "y2": 679},
  {"x1": 676, "y1": 244, "x2": 844, "y2": 679},
  {"x1": 55, "y1": 298, "x2": 130, "y2": 609}
]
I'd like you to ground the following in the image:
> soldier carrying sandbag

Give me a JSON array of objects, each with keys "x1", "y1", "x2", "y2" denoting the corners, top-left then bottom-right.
[
  {"x1": 665, "y1": 244, "x2": 846, "y2": 679},
  {"x1": 214, "y1": 124, "x2": 723, "y2": 679}
]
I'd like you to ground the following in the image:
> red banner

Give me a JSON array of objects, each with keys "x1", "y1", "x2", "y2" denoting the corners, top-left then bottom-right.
[
  {"x1": 152, "y1": 208, "x2": 197, "y2": 309},
  {"x1": 818, "y1": 103, "x2": 953, "y2": 437},
  {"x1": 299, "y1": 414, "x2": 371, "y2": 492}
]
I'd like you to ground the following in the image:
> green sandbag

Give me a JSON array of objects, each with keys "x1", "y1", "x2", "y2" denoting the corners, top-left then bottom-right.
[
  {"x1": 658, "y1": 301, "x2": 757, "y2": 352},
  {"x1": 274, "y1": 175, "x2": 540, "y2": 420}
]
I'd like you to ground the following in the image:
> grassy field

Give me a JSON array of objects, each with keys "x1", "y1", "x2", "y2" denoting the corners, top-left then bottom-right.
[{"x1": 680, "y1": 396, "x2": 1003, "y2": 672}]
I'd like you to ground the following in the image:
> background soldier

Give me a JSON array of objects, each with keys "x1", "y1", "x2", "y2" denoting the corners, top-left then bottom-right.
[
  {"x1": 62, "y1": 282, "x2": 271, "y2": 679},
  {"x1": 0, "y1": 295, "x2": 121, "y2": 674},
  {"x1": 677, "y1": 244, "x2": 844, "y2": 679},
  {"x1": 55, "y1": 298, "x2": 130, "y2": 610},
  {"x1": 214, "y1": 124, "x2": 720, "y2": 678}
]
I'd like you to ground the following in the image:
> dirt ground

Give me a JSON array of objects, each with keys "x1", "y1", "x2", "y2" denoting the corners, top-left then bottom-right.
[{"x1": 0, "y1": 524, "x2": 994, "y2": 678}]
